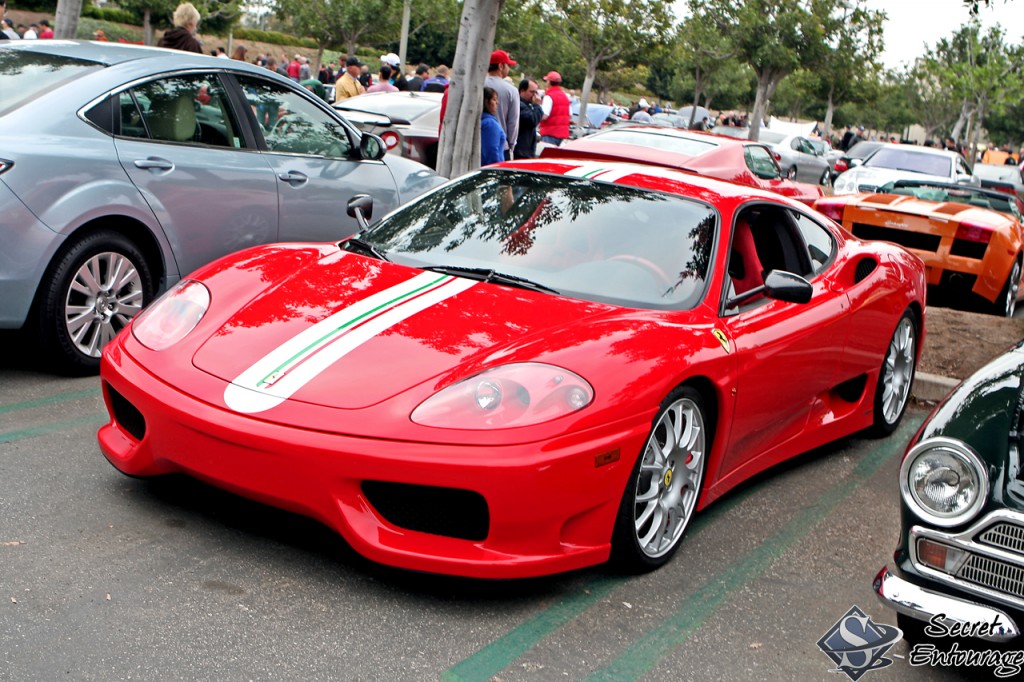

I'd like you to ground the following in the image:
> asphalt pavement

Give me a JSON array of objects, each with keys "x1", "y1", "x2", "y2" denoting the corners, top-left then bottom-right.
[{"x1": 0, "y1": 341, "x2": 993, "y2": 681}]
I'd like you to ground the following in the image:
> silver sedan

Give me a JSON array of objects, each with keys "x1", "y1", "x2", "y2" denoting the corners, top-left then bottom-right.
[
  {"x1": 0, "y1": 41, "x2": 445, "y2": 374},
  {"x1": 758, "y1": 131, "x2": 833, "y2": 186}
]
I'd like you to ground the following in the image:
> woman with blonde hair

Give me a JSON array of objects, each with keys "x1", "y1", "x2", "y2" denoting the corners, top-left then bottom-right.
[{"x1": 157, "y1": 3, "x2": 203, "y2": 54}]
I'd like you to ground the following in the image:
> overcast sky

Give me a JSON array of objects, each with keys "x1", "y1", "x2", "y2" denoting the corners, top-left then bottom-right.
[{"x1": 671, "y1": 0, "x2": 1024, "y2": 71}]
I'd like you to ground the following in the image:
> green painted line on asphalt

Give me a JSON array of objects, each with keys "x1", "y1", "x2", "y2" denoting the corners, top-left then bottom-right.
[
  {"x1": 0, "y1": 388, "x2": 101, "y2": 415},
  {"x1": 440, "y1": 469, "x2": 765, "y2": 682},
  {"x1": 0, "y1": 414, "x2": 105, "y2": 444},
  {"x1": 585, "y1": 413, "x2": 924, "y2": 682}
]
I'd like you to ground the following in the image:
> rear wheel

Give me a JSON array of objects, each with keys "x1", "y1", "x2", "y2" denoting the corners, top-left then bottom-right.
[
  {"x1": 787, "y1": 165, "x2": 798, "y2": 180},
  {"x1": 611, "y1": 386, "x2": 708, "y2": 572},
  {"x1": 869, "y1": 311, "x2": 917, "y2": 436},
  {"x1": 992, "y1": 258, "x2": 1021, "y2": 317},
  {"x1": 36, "y1": 230, "x2": 154, "y2": 376},
  {"x1": 819, "y1": 169, "x2": 831, "y2": 187}
]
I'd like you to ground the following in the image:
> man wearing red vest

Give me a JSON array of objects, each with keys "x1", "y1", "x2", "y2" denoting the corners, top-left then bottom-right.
[{"x1": 538, "y1": 71, "x2": 570, "y2": 147}]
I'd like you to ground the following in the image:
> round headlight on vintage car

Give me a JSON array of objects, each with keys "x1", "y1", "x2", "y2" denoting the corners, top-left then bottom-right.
[{"x1": 900, "y1": 437, "x2": 988, "y2": 527}]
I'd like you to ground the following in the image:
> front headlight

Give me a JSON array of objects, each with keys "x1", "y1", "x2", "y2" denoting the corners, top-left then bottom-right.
[
  {"x1": 132, "y1": 280, "x2": 210, "y2": 351},
  {"x1": 410, "y1": 362, "x2": 593, "y2": 429},
  {"x1": 900, "y1": 437, "x2": 988, "y2": 527}
]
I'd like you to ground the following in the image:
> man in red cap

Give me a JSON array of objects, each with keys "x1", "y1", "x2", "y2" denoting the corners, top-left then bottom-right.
[
  {"x1": 539, "y1": 71, "x2": 570, "y2": 147},
  {"x1": 485, "y1": 49, "x2": 520, "y2": 160}
]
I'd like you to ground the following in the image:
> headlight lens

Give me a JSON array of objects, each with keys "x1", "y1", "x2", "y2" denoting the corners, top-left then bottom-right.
[
  {"x1": 900, "y1": 437, "x2": 988, "y2": 527},
  {"x1": 132, "y1": 280, "x2": 210, "y2": 351},
  {"x1": 411, "y1": 362, "x2": 593, "y2": 429}
]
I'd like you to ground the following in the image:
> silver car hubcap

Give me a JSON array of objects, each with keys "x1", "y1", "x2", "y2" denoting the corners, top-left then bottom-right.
[
  {"x1": 64, "y1": 252, "x2": 144, "y2": 357},
  {"x1": 881, "y1": 317, "x2": 915, "y2": 424},
  {"x1": 1006, "y1": 261, "x2": 1020, "y2": 317},
  {"x1": 632, "y1": 397, "x2": 705, "y2": 558}
]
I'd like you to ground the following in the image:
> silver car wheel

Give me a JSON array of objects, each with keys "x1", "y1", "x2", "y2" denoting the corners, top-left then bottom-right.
[
  {"x1": 880, "y1": 316, "x2": 915, "y2": 425},
  {"x1": 1004, "y1": 260, "x2": 1020, "y2": 318},
  {"x1": 631, "y1": 396, "x2": 705, "y2": 558},
  {"x1": 64, "y1": 252, "x2": 144, "y2": 358}
]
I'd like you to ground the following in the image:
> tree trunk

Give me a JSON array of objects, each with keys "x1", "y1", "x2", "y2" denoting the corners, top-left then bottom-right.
[
  {"x1": 315, "y1": 46, "x2": 325, "y2": 75},
  {"x1": 749, "y1": 70, "x2": 777, "y2": 142},
  {"x1": 577, "y1": 61, "x2": 599, "y2": 131},
  {"x1": 54, "y1": 0, "x2": 83, "y2": 39},
  {"x1": 822, "y1": 85, "x2": 836, "y2": 141},
  {"x1": 688, "y1": 67, "x2": 704, "y2": 129},
  {"x1": 143, "y1": 9, "x2": 154, "y2": 47},
  {"x1": 950, "y1": 98, "x2": 972, "y2": 143},
  {"x1": 437, "y1": 0, "x2": 505, "y2": 178},
  {"x1": 399, "y1": 0, "x2": 412, "y2": 67}
]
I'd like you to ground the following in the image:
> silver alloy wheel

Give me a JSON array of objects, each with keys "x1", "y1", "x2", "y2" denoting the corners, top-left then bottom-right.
[
  {"x1": 1005, "y1": 260, "x2": 1020, "y2": 317},
  {"x1": 64, "y1": 252, "x2": 144, "y2": 358},
  {"x1": 880, "y1": 316, "x2": 915, "y2": 425},
  {"x1": 631, "y1": 397, "x2": 705, "y2": 558}
]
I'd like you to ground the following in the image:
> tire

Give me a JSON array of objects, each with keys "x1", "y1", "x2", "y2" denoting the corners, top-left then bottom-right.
[
  {"x1": 820, "y1": 169, "x2": 832, "y2": 187},
  {"x1": 869, "y1": 311, "x2": 917, "y2": 437},
  {"x1": 787, "y1": 165, "x2": 798, "y2": 180},
  {"x1": 897, "y1": 612, "x2": 928, "y2": 645},
  {"x1": 36, "y1": 230, "x2": 154, "y2": 376},
  {"x1": 611, "y1": 386, "x2": 709, "y2": 573},
  {"x1": 992, "y1": 258, "x2": 1021, "y2": 317}
]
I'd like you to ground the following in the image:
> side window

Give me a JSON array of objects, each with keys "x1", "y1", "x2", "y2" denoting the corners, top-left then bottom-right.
[
  {"x1": 791, "y1": 138, "x2": 802, "y2": 151},
  {"x1": 792, "y1": 212, "x2": 836, "y2": 274},
  {"x1": 120, "y1": 74, "x2": 243, "y2": 148},
  {"x1": 237, "y1": 75, "x2": 353, "y2": 158},
  {"x1": 744, "y1": 146, "x2": 780, "y2": 180}
]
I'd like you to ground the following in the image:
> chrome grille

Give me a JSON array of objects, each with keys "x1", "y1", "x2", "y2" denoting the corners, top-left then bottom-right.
[
  {"x1": 959, "y1": 555, "x2": 1024, "y2": 599},
  {"x1": 980, "y1": 522, "x2": 1024, "y2": 555}
]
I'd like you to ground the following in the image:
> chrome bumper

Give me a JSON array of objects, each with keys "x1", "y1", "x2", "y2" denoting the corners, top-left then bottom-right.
[{"x1": 874, "y1": 566, "x2": 1020, "y2": 642}]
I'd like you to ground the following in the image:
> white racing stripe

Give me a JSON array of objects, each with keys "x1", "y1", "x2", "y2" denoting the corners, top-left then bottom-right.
[{"x1": 224, "y1": 272, "x2": 476, "y2": 414}]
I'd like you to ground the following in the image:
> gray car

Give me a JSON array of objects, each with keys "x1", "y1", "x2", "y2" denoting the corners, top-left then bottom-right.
[
  {"x1": 757, "y1": 131, "x2": 832, "y2": 186},
  {"x1": 0, "y1": 41, "x2": 445, "y2": 374}
]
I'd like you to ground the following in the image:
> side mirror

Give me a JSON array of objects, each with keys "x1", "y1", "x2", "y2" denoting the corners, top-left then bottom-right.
[
  {"x1": 359, "y1": 133, "x2": 386, "y2": 161},
  {"x1": 763, "y1": 270, "x2": 813, "y2": 303},
  {"x1": 347, "y1": 194, "x2": 373, "y2": 230}
]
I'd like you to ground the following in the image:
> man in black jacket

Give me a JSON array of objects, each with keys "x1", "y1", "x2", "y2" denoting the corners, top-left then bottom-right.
[{"x1": 515, "y1": 79, "x2": 543, "y2": 159}]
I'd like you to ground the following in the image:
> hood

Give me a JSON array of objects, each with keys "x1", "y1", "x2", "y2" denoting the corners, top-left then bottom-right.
[
  {"x1": 834, "y1": 166, "x2": 952, "y2": 195},
  {"x1": 193, "y1": 254, "x2": 612, "y2": 414},
  {"x1": 918, "y1": 342, "x2": 1024, "y2": 499}
]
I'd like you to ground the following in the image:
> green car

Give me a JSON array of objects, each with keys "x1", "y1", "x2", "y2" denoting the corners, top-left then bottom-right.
[{"x1": 875, "y1": 339, "x2": 1024, "y2": 642}]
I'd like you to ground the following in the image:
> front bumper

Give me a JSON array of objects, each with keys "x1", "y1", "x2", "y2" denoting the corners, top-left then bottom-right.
[
  {"x1": 97, "y1": 339, "x2": 648, "y2": 579},
  {"x1": 874, "y1": 566, "x2": 1020, "y2": 642}
]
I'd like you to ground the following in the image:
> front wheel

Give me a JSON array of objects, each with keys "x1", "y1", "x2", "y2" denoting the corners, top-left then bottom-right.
[
  {"x1": 787, "y1": 165, "x2": 798, "y2": 180},
  {"x1": 820, "y1": 169, "x2": 832, "y2": 187},
  {"x1": 611, "y1": 386, "x2": 709, "y2": 572},
  {"x1": 36, "y1": 230, "x2": 154, "y2": 376},
  {"x1": 869, "y1": 311, "x2": 917, "y2": 437}
]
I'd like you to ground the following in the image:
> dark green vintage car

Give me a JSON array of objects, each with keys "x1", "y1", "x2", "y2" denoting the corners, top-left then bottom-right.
[{"x1": 875, "y1": 339, "x2": 1024, "y2": 642}]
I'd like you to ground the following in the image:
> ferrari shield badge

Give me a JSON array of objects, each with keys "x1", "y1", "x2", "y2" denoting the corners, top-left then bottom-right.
[{"x1": 712, "y1": 329, "x2": 731, "y2": 353}]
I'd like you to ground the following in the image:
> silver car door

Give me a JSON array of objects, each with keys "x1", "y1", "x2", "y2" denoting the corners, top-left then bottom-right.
[
  {"x1": 235, "y1": 75, "x2": 399, "y2": 243},
  {"x1": 113, "y1": 72, "x2": 279, "y2": 278}
]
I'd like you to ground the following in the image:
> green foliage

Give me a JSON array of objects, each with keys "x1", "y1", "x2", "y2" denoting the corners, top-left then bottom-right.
[
  {"x1": 82, "y1": 6, "x2": 138, "y2": 24},
  {"x1": 12, "y1": 0, "x2": 56, "y2": 10},
  {"x1": 234, "y1": 26, "x2": 317, "y2": 49}
]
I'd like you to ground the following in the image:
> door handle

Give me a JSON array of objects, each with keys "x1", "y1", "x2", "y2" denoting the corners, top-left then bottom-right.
[
  {"x1": 277, "y1": 170, "x2": 308, "y2": 186},
  {"x1": 133, "y1": 158, "x2": 174, "y2": 171}
]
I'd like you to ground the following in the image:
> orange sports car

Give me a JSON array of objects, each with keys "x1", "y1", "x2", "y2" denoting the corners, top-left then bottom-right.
[{"x1": 816, "y1": 180, "x2": 1024, "y2": 316}]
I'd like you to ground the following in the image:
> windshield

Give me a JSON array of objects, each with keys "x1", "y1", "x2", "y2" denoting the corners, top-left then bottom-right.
[
  {"x1": 0, "y1": 50, "x2": 104, "y2": 115},
  {"x1": 590, "y1": 129, "x2": 718, "y2": 157},
  {"x1": 864, "y1": 148, "x2": 952, "y2": 176},
  {"x1": 881, "y1": 182, "x2": 1021, "y2": 218},
  {"x1": 335, "y1": 95, "x2": 437, "y2": 120},
  {"x1": 365, "y1": 170, "x2": 718, "y2": 310}
]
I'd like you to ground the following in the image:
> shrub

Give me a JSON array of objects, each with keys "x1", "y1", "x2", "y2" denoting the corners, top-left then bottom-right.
[{"x1": 81, "y1": 6, "x2": 138, "y2": 25}]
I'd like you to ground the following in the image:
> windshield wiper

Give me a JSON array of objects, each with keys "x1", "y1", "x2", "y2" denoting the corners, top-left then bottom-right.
[
  {"x1": 423, "y1": 265, "x2": 559, "y2": 295},
  {"x1": 342, "y1": 236, "x2": 390, "y2": 261}
]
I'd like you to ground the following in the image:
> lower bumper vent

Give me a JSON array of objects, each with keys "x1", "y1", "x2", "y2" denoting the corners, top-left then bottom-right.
[{"x1": 361, "y1": 481, "x2": 489, "y2": 541}]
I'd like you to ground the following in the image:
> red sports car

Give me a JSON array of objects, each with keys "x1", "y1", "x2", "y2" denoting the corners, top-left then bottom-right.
[
  {"x1": 98, "y1": 158, "x2": 926, "y2": 579},
  {"x1": 542, "y1": 126, "x2": 826, "y2": 207}
]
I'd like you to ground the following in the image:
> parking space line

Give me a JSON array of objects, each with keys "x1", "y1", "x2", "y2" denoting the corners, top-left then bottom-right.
[
  {"x1": 0, "y1": 388, "x2": 100, "y2": 415},
  {"x1": 585, "y1": 415, "x2": 922, "y2": 681},
  {"x1": 0, "y1": 415, "x2": 104, "y2": 444}
]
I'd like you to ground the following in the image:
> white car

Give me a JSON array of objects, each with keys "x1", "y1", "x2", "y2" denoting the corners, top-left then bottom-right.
[{"x1": 833, "y1": 144, "x2": 973, "y2": 195}]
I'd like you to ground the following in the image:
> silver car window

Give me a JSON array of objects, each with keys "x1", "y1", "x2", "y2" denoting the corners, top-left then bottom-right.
[
  {"x1": 120, "y1": 74, "x2": 243, "y2": 148},
  {"x1": 237, "y1": 75, "x2": 353, "y2": 158}
]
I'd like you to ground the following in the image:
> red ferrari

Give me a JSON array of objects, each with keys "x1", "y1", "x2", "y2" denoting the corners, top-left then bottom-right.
[
  {"x1": 98, "y1": 158, "x2": 926, "y2": 578},
  {"x1": 542, "y1": 125, "x2": 826, "y2": 207}
]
